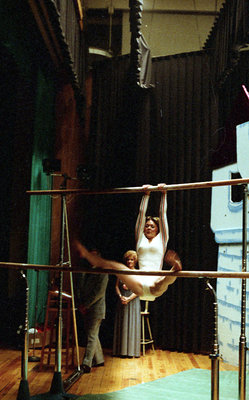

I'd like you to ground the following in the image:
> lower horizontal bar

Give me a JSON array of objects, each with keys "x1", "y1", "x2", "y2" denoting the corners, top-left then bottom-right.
[{"x1": 0, "y1": 261, "x2": 248, "y2": 279}]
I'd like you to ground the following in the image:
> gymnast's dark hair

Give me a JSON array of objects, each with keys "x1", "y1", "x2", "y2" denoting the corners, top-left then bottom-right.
[{"x1": 145, "y1": 216, "x2": 160, "y2": 231}]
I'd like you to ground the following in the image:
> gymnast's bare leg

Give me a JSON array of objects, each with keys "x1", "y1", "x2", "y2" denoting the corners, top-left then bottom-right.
[
  {"x1": 150, "y1": 250, "x2": 182, "y2": 297},
  {"x1": 74, "y1": 241, "x2": 182, "y2": 299},
  {"x1": 74, "y1": 240, "x2": 144, "y2": 296}
]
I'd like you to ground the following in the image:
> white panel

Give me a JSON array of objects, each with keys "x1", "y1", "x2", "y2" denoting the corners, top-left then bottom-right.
[{"x1": 236, "y1": 121, "x2": 249, "y2": 179}]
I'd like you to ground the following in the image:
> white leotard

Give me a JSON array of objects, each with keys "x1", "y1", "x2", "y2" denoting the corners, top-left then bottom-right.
[
  {"x1": 135, "y1": 192, "x2": 169, "y2": 301},
  {"x1": 137, "y1": 233, "x2": 164, "y2": 301},
  {"x1": 137, "y1": 233, "x2": 164, "y2": 271}
]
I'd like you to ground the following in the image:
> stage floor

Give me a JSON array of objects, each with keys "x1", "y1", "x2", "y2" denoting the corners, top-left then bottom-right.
[{"x1": 0, "y1": 345, "x2": 237, "y2": 399}]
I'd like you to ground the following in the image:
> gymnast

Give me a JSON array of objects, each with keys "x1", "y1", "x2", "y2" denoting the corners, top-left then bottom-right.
[{"x1": 74, "y1": 184, "x2": 182, "y2": 301}]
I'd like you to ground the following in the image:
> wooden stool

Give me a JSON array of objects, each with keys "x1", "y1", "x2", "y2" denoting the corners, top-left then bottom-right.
[
  {"x1": 39, "y1": 290, "x2": 75, "y2": 372},
  {"x1": 140, "y1": 300, "x2": 155, "y2": 356}
]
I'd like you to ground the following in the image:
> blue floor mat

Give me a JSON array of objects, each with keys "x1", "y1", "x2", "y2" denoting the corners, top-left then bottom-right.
[{"x1": 75, "y1": 369, "x2": 247, "y2": 400}]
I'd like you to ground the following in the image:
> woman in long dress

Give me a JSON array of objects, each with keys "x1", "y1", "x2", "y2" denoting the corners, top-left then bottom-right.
[
  {"x1": 74, "y1": 184, "x2": 182, "y2": 300},
  {"x1": 113, "y1": 250, "x2": 141, "y2": 358}
]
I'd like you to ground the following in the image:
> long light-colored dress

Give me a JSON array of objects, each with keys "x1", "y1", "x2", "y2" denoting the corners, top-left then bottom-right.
[{"x1": 113, "y1": 280, "x2": 141, "y2": 358}]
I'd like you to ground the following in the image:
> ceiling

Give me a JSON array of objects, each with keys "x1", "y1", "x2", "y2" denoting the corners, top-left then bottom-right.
[{"x1": 83, "y1": 0, "x2": 225, "y2": 58}]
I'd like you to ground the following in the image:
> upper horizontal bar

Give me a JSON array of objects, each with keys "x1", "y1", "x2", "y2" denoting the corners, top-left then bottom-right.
[
  {"x1": 26, "y1": 177, "x2": 249, "y2": 195},
  {"x1": 0, "y1": 261, "x2": 248, "y2": 279}
]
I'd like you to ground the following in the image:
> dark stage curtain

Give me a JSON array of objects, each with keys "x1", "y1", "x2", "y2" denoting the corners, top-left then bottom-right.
[
  {"x1": 27, "y1": 68, "x2": 55, "y2": 327},
  {"x1": 86, "y1": 50, "x2": 220, "y2": 353},
  {"x1": 144, "y1": 52, "x2": 219, "y2": 353},
  {"x1": 212, "y1": 52, "x2": 249, "y2": 169},
  {"x1": 204, "y1": 0, "x2": 249, "y2": 87},
  {"x1": 203, "y1": 0, "x2": 249, "y2": 169},
  {"x1": 0, "y1": 1, "x2": 56, "y2": 331},
  {"x1": 82, "y1": 56, "x2": 141, "y2": 257}
]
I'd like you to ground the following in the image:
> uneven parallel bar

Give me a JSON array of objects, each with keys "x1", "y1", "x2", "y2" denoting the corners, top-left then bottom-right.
[
  {"x1": 0, "y1": 261, "x2": 249, "y2": 278},
  {"x1": 26, "y1": 177, "x2": 249, "y2": 195}
]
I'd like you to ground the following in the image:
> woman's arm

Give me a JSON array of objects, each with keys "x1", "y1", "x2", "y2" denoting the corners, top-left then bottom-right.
[
  {"x1": 135, "y1": 188, "x2": 150, "y2": 243},
  {"x1": 158, "y1": 186, "x2": 169, "y2": 254},
  {"x1": 115, "y1": 278, "x2": 122, "y2": 299},
  {"x1": 126, "y1": 293, "x2": 138, "y2": 302}
]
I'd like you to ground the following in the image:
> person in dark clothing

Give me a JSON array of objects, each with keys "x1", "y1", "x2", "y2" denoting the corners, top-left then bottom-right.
[{"x1": 76, "y1": 248, "x2": 108, "y2": 373}]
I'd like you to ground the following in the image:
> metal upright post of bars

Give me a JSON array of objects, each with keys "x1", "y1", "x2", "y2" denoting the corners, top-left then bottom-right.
[
  {"x1": 49, "y1": 173, "x2": 82, "y2": 395},
  {"x1": 207, "y1": 280, "x2": 220, "y2": 400},
  {"x1": 62, "y1": 193, "x2": 82, "y2": 391},
  {"x1": 49, "y1": 190, "x2": 66, "y2": 395},
  {"x1": 17, "y1": 271, "x2": 30, "y2": 400},
  {"x1": 239, "y1": 184, "x2": 248, "y2": 400}
]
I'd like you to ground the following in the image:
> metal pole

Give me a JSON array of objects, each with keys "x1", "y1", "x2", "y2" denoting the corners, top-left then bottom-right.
[
  {"x1": 62, "y1": 197, "x2": 83, "y2": 391},
  {"x1": 17, "y1": 270, "x2": 30, "y2": 400},
  {"x1": 63, "y1": 199, "x2": 80, "y2": 369},
  {"x1": 49, "y1": 192, "x2": 66, "y2": 394},
  {"x1": 239, "y1": 184, "x2": 248, "y2": 400},
  {"x1": 207, "y1": 280, "x2": 220, "y2": 400},
  {"x1": 4, "y1": 262, "x2": 249, "y2": 278},
  {"x1": 26, "y1": 177, "x2": 249, "y2": 196},
  {"x1": 28, "y1": 270, "x2": 40, "y2": 362}
]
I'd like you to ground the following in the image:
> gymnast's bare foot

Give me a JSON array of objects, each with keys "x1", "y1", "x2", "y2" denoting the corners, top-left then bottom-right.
[
  {"x1": 73, "y1": 240, "x2": 123, "y2": 271},
  {"x1": 73, "y1": 240, "x2": 88, "y2": 258},
  {"x1": 165, "y1": 250, "x2": 182, "y2": 272}
]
